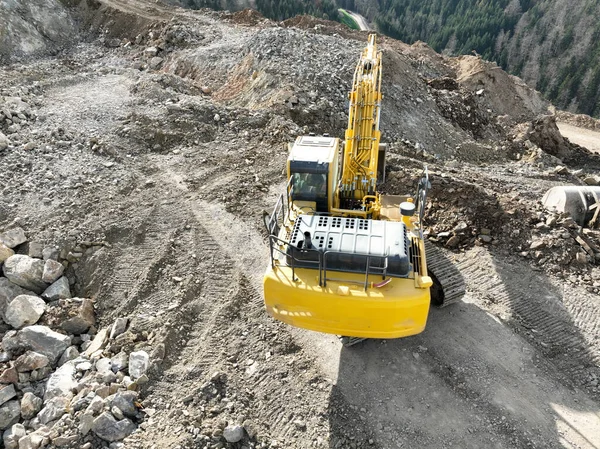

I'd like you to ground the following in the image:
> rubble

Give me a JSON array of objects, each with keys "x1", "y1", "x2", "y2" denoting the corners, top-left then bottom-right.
[{"x1": 0, "y1": 232, "x2": 148, "y2": 447}]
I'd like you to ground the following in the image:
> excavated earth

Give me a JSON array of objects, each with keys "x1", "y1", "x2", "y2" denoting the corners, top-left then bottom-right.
[{"x1": 1, "y1": 1, "x2": 600, "y2": 448}]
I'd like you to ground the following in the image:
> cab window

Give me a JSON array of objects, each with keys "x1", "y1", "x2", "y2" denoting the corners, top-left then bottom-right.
[{"x1": 291, "y1": 172, "x2": 327, "y2": 199}]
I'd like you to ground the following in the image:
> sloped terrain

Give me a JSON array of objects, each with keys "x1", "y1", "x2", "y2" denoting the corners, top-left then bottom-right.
[{"x1": 0, "y1": 1, "x2": 599, "y2": 448}]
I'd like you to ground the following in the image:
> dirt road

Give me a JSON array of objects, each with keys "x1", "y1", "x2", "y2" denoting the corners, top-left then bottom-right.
[{"x1": 558, "y1": 122, "x2": 600, "y2": 153}]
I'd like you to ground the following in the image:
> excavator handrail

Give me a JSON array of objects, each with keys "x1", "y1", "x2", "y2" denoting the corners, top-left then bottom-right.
[
  {"x1": 415, "y1": 167, "x2": 430, "y2": 235},
  {"x1": 268, "y1": 234, "x2": 322, "y2": 283},
  {"x1": 268, "y1": 229, "x2": 407, "y2": 291}
]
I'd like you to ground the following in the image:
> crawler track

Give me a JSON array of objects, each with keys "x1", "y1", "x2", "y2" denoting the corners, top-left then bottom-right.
[{"x1": 425, "y1": 242, "x2": 466, "y2": 307}]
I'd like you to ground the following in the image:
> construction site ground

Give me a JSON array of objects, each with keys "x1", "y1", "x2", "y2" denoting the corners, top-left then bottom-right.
[{"x1": 1, "y1": 1, "x2": 600, "y2": 448}]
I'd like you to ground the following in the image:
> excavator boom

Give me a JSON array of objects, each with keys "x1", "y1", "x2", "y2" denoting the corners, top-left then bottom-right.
[{"x1": 341, "y1": 34, "x2": 383, "y2": 205}]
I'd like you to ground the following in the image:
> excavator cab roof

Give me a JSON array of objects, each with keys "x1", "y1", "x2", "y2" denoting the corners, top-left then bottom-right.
[{"x1": 288, "y1": 136, "x2": 338, "y2": 166}]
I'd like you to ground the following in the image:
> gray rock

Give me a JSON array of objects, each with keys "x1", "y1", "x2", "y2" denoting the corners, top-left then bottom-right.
[
  {"x1": 37, "y1": 396, "x2": 68, "y2": 424},
  {"x1": 0, "y1": 243, "x2": 14, "y2": 264},
  {"x1": 0, "y1": 385, "x2": 16, "y2": 407},
  {"x1": 0, "y1": 132, "x2": 9, "y2": 151},
  {"x1": 41, "y1": 259, "x2": 64, "y2": 284},
  {"x1": 110, "y1": 352, "x2": 128, "y2": 373},
  {"x1": 5, "y1": 294, "x2": 46, "y2": 329},
  {"x1": 44, "y1": 362, "x2": 76, "y2": 401},
  {"x1": 42, "y1": 246, "x2": 59, "y2": 261},
  {"x1": 108, "y1": 391, "x2": 138, "y2": 418},
  {"x1": 0, "y1": 401, "x2": 20, "y2": 430},
  {"x1": 84, "y1": 328, "x2": 108, "y2": 357},
  {"x1": 41, "y1": 276, "x2": 71, "y2": 301},
  {"x1": 20, "y1": 392, "x2": 43, "y2": 419},
  {"x1": 223, "y1": 425, "x2": 245, "y2": 443},
  {"x1": 0, "y1": 278, "x2": 33, "y2": 321},
  {"x1": 96, "y1": 358, "x2": 112, "y2": 374},
  {"x1": 3, "y1": 325, "x2": 70, "y2": 365},
  {"x1": 109, "y1": 318, "x2": 128, "y2": 339},
  {"x1": 26, "y1": 242, "x2": 44, "y2": 259},
  {"x1": 2, "y1": 255, "x2": 47, "y2": 294},
  {"x1": 75, "y1": 361, "x2": 92, "y2": 371},
  {"x1": 3, "y1": 423, "x2": 25, "y2": 449},
  {"x1": 58, "y1": 346, "x2": 79, "y2": 366},
  {"x1": 149, "y1": 57, "x2": 163, "y2": 69},
  {"x1": 85, "y1": 395, "x2": 105, "y2": 416},
  {"x1": 111, "y1": 406, "x2": 124, "y2": 420},
  {"x1": 128, "y1": 351, "x2": 149, "y2": 380},
  {"x1": 0, "y1": 228, "x2": 27, "y2": 249},
  {"x1": 92, "y1": 412, "x2": 136, "y2": 442},
  {"x1": 14, "y1": 351, "x2": 49, "y2": 372},
  {"x1": 79, "y1": 412, "x2": 94, "y2": 436},
  {"x1": 61, "y1": 298, "x2": 95, "y2": 334}
]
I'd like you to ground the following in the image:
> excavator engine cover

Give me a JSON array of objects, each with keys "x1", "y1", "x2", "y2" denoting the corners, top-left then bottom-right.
[{"x1": 287, "y1": 216, "x2": 411, "y2": 277}]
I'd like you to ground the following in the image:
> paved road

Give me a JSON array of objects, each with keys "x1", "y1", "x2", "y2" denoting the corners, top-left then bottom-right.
[{"x1": 346, "y1": 9, "x2": 370, "y2": 31}]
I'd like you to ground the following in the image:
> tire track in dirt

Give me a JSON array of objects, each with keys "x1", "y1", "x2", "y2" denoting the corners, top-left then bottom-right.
[{"x1": 456, "y1": 247, "x2": 600, "y2": 394}]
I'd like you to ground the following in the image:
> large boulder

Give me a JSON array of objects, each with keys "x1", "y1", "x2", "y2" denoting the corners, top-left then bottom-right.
[
  {"x1": 2, "y1": 255, "x2": 47, "y2": 294},
  {"x1": 4, "y1": 295, "x2": 46, "y2": 329},
  {"x1": 0, "y1": 228, "x2": 27, "y2": 249},
  {"x1": 2, "y1": 325, "x2": 70, "y2": 365},
  {"x1": 0, "y1": 278, "x2": 34, "y2": 321}
]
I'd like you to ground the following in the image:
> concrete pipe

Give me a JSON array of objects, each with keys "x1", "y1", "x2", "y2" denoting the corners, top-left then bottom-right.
[{"x1": 542, "y1": 186, "x2": 600, "y2": 227}]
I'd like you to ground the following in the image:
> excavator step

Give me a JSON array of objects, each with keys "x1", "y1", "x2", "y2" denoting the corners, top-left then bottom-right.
[{"x1": 425, "y1": 241, "x2": 466, "y2": 307}]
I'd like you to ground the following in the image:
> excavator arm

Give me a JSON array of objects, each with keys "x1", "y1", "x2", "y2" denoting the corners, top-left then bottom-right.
[{"x1": 339, "y1": 34, "x2": 383, "y2": 210}]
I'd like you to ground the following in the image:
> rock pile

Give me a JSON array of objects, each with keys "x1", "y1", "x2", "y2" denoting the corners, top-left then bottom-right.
[{"x1": 0, "y1": 227, "x2": 149, "y2": 448}]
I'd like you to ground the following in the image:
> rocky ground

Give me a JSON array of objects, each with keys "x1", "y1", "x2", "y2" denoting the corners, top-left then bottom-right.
[{"x1": 0, "y1": 1, "x2": 599, "y2": 448}]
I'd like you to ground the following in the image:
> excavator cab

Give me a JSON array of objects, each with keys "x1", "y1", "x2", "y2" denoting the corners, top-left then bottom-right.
[{"x1": 287, "y1": 135, "x2": 340, "y2": 214}]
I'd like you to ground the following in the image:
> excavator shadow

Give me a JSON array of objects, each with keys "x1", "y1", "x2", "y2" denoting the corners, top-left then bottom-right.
[{"x1": 326, "y1": 247, "x2": 600, "y2": 449}]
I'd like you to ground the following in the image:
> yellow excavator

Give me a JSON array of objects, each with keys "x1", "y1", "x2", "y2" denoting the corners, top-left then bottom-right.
[{"x1": 263, "y1": 34, "x2": 464, "y2": 345}]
